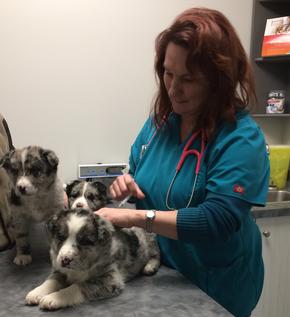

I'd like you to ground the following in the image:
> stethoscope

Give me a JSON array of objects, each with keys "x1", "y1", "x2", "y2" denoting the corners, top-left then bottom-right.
[
  {"x1": 165, "y1": 129, "x2": 206, "y2": 210},
  {"x1": 140, "y1": 126, "x2": 206, "y2": 210}
]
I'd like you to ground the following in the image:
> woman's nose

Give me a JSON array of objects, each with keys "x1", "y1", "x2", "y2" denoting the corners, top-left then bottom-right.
[{"x1": 169, "y1": 78, "x2": 182, "y2": 96}]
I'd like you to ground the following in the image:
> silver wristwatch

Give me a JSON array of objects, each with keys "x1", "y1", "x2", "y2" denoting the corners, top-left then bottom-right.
[{"x1": 145, "y1": 210, "x2": 156, "y2": 233}]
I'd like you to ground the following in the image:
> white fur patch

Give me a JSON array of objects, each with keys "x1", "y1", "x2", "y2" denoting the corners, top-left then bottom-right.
[
  {"x1": 38, "y1": 284, "x2": 85, "y2": 310},
  {"x1": 21, "y1": 148, "x2": 27, "y2": 168},
  {"x1": 26, "y1": 279, "x2": 62, "y2": 305},
  {"x1": 57, "y1": 214, "x2": 87, "y2": 266},
  {"x1": 16, "y1": 148, "x2": 37, "y2": 195}
]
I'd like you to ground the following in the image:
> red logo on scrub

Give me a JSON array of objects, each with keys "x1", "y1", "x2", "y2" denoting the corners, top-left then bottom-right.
[{"x1": 234, "y1": 185, "x2": 245, "y2": 194}]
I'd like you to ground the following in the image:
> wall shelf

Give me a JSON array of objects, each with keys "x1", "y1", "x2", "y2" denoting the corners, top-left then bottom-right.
[
  {"x1": 255, "y1": 56, "x2": 290, "y2": 63},
  {"x1": 259, "y1": 0, "x2": 290, "y2": 3},
  {"x1": 250, "y1": 0, "x2": 290, "y2": 115},
  {"x1": 252, "y1": 114, "x2": 290, "y2": 117}
]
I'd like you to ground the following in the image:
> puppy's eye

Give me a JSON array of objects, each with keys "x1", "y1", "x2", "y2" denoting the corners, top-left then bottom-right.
[
  {"x1": 7, "y1": 163, "x2": 19, "y2": 175},
  {"x1": 28, "y1": 164, "x2": 41, "y2": 177},
  {"x1": 70, "y1": 192, "x2": 79, "y2": 198},
  {"x1": 56, "y1": 232, "x2": 67, "y2": 242},
  {"x1": 29, "y1": 166, "x2": 41, "y2": 177},
  {"x1": 78, "y1": 236, "x2": 95, "y2": 246},
  {"x1": 87, "y1": 193, "x2": 95, "y2": 201},
  {"x1": 9, "y1": 166, "x2": 18, "y2": 176}
]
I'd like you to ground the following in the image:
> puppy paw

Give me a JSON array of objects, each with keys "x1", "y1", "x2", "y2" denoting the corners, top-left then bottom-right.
[
  {"x1": 39, "y1": 285, "x2": 85, "y2": 310},
  {"x1": 26, "y1": 279, "x2": 63, "y2": 306},
  {"x1": 39, "y1": 293, "x2": 66, "y2": 311},
  {"x1": 14, "y1": 254, "x2": 32, "y2": 266},
  {"x1": 142, "y1": 258, "x2": 160, "y2": 276},
  {"x1": 26, "y1": 288, "x2": 44, "y2": 306}
]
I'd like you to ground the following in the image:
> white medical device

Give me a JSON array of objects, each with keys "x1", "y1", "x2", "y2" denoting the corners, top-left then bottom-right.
[{"x1": 78, "y1": 163, "x2": 128, "y2": 179}]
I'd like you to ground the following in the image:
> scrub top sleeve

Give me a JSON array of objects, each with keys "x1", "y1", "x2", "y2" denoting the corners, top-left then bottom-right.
[
  {"x1": 177, "y1": 192, "x2": 252, "y2": 243},
  {"x1": 206, "y1": 125, "x2": 269, "y2": 206},
  {"x1": 128, "y1": 116, "x2": 154, "y2": 176}
]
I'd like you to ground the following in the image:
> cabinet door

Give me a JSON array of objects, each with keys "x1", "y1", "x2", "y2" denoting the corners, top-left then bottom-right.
[{"x1": 253, "y1": 216, "x2": 290, "y2": 317}]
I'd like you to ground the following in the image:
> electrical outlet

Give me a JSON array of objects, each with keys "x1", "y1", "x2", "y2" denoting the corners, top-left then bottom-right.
[{"x1": 78, "y1": 163, "x2": 128, "y2": 179}]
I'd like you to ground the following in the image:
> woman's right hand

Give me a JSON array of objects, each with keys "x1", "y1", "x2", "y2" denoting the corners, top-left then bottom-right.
[{"x1": 109, "y1": 174, "x2": 145, "y2": 201}]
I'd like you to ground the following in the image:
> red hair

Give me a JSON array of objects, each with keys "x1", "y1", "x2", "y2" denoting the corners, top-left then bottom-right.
[{"x1": 152, "y1": 7, "x2": 256, "y2": 139}]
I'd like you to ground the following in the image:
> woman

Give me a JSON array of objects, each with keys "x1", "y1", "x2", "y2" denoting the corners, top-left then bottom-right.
[{"x1": 96, "y1": 7, "x2": 269, "y2": 317}]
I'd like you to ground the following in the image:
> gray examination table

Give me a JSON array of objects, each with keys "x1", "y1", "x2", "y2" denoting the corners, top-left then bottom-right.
[{"x1": 0, "y1": 223, "x2": 232, "y2": 317}]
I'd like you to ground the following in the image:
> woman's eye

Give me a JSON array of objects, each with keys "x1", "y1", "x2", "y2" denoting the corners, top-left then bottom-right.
[
  {"x1": 164, "y1": 71, "x2": 173, "y2": 78},
  {"x1": 183, "y1": 76, "x2": 194, "y2": 82}
]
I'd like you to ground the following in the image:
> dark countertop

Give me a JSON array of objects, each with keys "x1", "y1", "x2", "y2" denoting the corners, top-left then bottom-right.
[
  {"x1": 252, "y1": 185, "x2": 290, "y2": 218},
  {"x1": 0, "y1": 224, "x2": 232, "y2": 317}
]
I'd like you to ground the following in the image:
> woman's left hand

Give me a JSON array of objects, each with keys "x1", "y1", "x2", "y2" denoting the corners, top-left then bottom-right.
[{"x1": 95, "y1": 208, "x2": 144, "y2": 229}]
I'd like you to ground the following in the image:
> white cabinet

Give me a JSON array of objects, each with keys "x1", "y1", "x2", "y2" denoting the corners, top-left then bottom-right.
[{"x1": 253, "y1": 216, "x2": 290, "y2": 317}]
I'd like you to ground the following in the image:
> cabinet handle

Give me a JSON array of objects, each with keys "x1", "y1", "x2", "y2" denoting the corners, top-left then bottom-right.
[{"x1": 262, "y1": 231, "x2": 271, "y2": 238}]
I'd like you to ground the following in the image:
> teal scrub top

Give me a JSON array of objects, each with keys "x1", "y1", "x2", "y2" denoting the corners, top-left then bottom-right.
[{"x1": 129, "y1": 111, "x2": 270, "y2": 317}]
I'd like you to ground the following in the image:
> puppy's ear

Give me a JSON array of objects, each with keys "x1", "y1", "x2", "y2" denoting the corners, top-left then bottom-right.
[
  {"x1": 41, "y1": 149, "x2": 59, "y2": 171},
  {"x1": 93, "y1": 181, "x2": 111, "y2": 204},
  {"x1": 66, "y1": 180, "x2": 81, "y2": 197},
  {"x1": 46, "y1": 209, "x2": 69, "y2": 233},
  {"x1": 0, "y1": 150, "x2": 14, "y2": 169},
  {"x1": 93, "y1": 213, "x2": 114, "y2": 245},
  {"x1": 92, "y1": 181, "x2": 108, "y2": 197},
  {"x1": 46, "y1": 213, "x2": 59, "y2": 234}
]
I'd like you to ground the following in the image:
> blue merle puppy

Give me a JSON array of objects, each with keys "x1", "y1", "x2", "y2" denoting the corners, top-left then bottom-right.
[
  {"x1": 25, "y1": 182, "x2": 160, "y2": 310},
  {"x1": 0, "y1": 145, "x2": 64, "y2": 265}
]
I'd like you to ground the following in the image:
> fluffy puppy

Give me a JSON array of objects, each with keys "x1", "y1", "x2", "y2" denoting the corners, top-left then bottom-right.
[
  {"x1": 0, "y1": 145, "x2": 64, "y2": 265},
  {"x1": 25, "y1": 208, "x2": 160, "y2": 310},
  {"x1": 65, "y1": 180, "x2": 110, "y2": 211}
]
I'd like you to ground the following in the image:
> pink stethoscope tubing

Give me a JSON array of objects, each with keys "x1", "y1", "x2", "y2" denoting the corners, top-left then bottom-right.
[{"x1": 165, "y1": 129, "x2": 206, "y2": 210}]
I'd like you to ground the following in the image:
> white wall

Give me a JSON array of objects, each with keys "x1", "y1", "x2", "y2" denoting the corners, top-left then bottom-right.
[{"x1": 0, "y1": 0, "x2": 254, "y2": 182}]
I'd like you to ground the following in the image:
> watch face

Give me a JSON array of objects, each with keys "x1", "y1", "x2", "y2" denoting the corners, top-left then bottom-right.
[{"x1": 147, "y1": 210, "x2": 155, "y2": 219}]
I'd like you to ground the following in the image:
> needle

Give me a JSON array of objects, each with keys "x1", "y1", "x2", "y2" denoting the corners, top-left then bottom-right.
[{"x1": 118, "y1": 195, "x2": 132, "y2": 208}]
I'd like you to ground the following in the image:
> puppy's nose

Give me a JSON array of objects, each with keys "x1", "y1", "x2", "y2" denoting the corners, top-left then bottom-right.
[
  {"x1": 61, "y1": 256, "x2": 72, "y2": 267},
  {"x1": 17, "y1": 185, "x2": 26, "y2": 195},
  {"x1": 76, "y1": 202, "x2": 83, "y2": 208}
]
